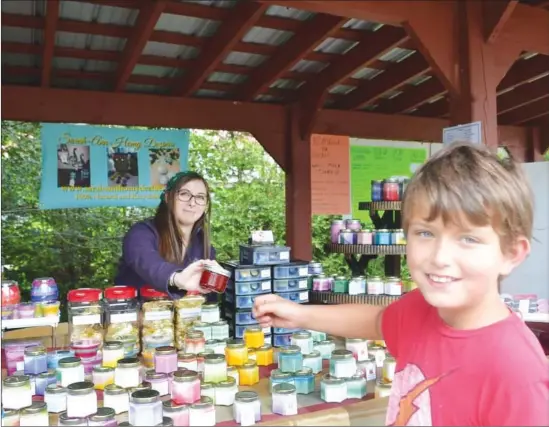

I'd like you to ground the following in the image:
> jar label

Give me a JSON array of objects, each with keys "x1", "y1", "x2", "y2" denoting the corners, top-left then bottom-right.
[
  {"x1": 298, "y1": 280, "x2": 307, "y2": 289},
  {"x1": 261, "y1": 281, "x2": 271, "y2": 291},
  {"x1": 260, "y1": 270, "x2": 270, "y2": 278},
  {"x1": 299, "y1": 292, "x2": 308, "y2": 301},
  {"x1": 178, "y1": 307, "x2": 201, "y2": 319},
  {"x1": 298, "y1": 267, "x2": 308, "y2": 276},
  {"x1": 110, "y1": 312, "x2": 138, "y2": 323},
  {"x1": 72, "y1": 314, "x2": 101, "y2": 325},
  {"x1": 280, "y1": 252, "x2": 290, "y2": 260},
  {"x1": 144, "y1": 311, "x2": 171, "y2": 321}
]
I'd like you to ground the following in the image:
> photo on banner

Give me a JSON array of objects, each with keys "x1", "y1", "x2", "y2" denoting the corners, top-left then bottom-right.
[{"x1": 40, "y1": 123, "x2": 189, "y2": 209}]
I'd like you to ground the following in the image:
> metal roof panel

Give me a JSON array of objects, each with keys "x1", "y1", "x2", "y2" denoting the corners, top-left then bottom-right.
[
  {"x1": 264, "y1": 5, "x2": 314, "y2": 21},
  {"x1": 207, "y1": 72, "x2": 248, "y2": 84},
  {"x1": 242, "y1": 27, "x2": 294, "y2": 46},
  {"x1": 156, "y1": 14, "x2": 220, "y2": 37},
  {"x1": 223, "y1": 52, "x2": 267, "y2": 67},
  {"x1": 314, "y1": 37, "x2": 358, "y2": 55}
]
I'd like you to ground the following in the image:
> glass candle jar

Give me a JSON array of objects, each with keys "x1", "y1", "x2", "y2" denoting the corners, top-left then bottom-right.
[
  {"x1": 227, "y1": 365, "x2": 239, "y2": 385},
  {"x1": 320, "y1": 374, "x2": 347, "y2": 403},
  {"x1": 47, "y1": 349, "x2": 75, "y2": 370},
  {"x1": 44, "y1": 384, "x2": 67, "y2": 413},
  {"x1": 382, "y1": 356, "x2": 396, "y2": 383},
  {"x1": 2, "y1": 375, "x2": 33, "y2": 410},
  {"x1": 200, "y1": 303, "x2": 220, "y2": 323},
  {"x1": 102, "y1": 341, "x2": 125, "y2": 368},
  {"x1": 58, "y1": 412, "x2": 87, "y2": 426},
  {"x1": 203, "y1": 354, "x2": 227, "y2": 384},
  {"x1": 189, "y1": 397, "x2": 215, "y2": 427},
  {"x1": 92, "y1": 366, "x2": 114, "y2": 390},
  {"x1": 345, "y1": 338, "x2": 369, "y2": 362},
  {"x1": 129, "y1": 389, "x2": 162, "y2": 427},
  {"x1": 155, "y1": 346, "x2": 178, "y2": 374},
  {"x1": 143, "y1": 371, "x2": 169, "y2": 396},
  {"x1": 346, "y1": 373, "x2": 367, "y2": 399},
  {"x1": 158, "y1": 417, "x2": 174, "y2": 426},
  {"x1": 199, "y1": 264, "x2": 231, "y2": 293},
  {"x1": 272, "y1": 383, "x2": 298, "y2": 416},
  {"x1": 205, "y1": 339, "x2": 219, "y2": 353},
  {"x1": 225, "y1": 340, "x2": 248, "y2": 367},
  {"x1": 20, "y1": 402, "x2": 48, "y2": 427},
  {"x1": 1, "y1": 408, "x2": 20, "y2": 427},
  {"x1": 357, "y1": 356, "x2": 377, "y2": 381},
  {"x1": 67, "y1": 381, "x2": 97, "y2": 418},
  {"x1": 104, "y1": 384, "x2": 129, "y2": 414},
  {"x1": 308, "y1": 329, "x2": 327, "y2": 343},
  {"x1": 369, "y1": 345, "x2": 386, "y2": 368},
  {"x1": 58, "y1": 357, "x2": 85, "y2": 388},
  {"x1": 211, "y1": 321, "x2": 230, "y2": 341},
  {"x1": 270, "y1": 370, "x2": 294, "y2": 393},
  {"x1": 255, "y1": 344, "x2": 274, "y2": 367},
  {"x1": 178, "y1": 352, "x2": 198, "y2": 371},
  {"x1": 302, "y1": 350, "x2": 322, "y2": 374},
  {"x1": 278, "y1": 345, "x2": 303, "y2": 373},
  {"x1": 375, "y1": 381, "x2": 392, "y2": 398},
  {"x1": 238, "y1": 361, "x2": 259, "y2": 386},
  {"x1": 88, "y1": 407, "x2": 117, "y2": 427},
  {"x1": 290, "y1": 331, "x2": 313, "y2": 355},
  {"x1": 314, "y1": 339, "x2": 335, "y2": 360},
  {"x1": 201, "y1": 382, "x2": 216, "y2": 403},
  {"x1": 214, "y1": 377, "x2": 237, "y2": 406},
  {"x1": 192, "y1": 322, "x2": 212, "y2": 340},
  {"x1": 233, "y1": 391, "x2": 261, "y2": 426},
  {"x1": 243, "y1": 326, "x2": 264, "y2": 349},
  {"x1": 162, "y1": 400, "x2": 189, "y2": 426},
  {"x1": 293, "y1": 368, "x2": 315, "y2": 394},
  {"x1": 197, "y1": 350, "x2": 213, "y2": 373},
  {"x1": 185, "y1": 331, "x2": 206, "y2": 354},
  {"x1": 172, "y1": 370, "x2": 201, "y2": 405},
  {"x1": 247, "y1": 348, "x2": 256, "y2": 362},
  {"x1": 24, "y1": 346, "x2": 48, "y2": 375},
  {"x1": 115, "y1": 357, "x2": 140, "y2": 388},
  {"x1": 329, "y1": 350, "x2": 357, "y2": 379},
  {"x1": 36, "y1": 369, "x2": 56, "y2": 395}
]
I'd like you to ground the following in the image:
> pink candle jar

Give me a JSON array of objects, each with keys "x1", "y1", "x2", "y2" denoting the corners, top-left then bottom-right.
[
  {"x1": 17, "y1": 303, "x2": 36, "y2": 319},
  {"x1": 154, "y1": 346, "x2": 177, "y2": 374},
  {"x1": 330, "y1": 220, "x2": 345, "y2": 244},
  {"x1": 185, "y1": 331, "x2": 205, "y2": 355},
  {"x1": 71, "y1": 340, "x2": 100, "y2": 359},
  {"x1": 162, "y1": 400, "x2": 190, "y2": 426},
  {"x1": 172, "y1": 370, "x2": 200, "y2": 405}
]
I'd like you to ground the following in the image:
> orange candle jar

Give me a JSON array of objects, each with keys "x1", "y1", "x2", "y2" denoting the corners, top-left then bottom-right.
[
  {"x1": 238, "y1": 361, "x2": 259, "y2": 386},
  {"x1": 225, "y1": 340, "x2": 248, "y2": 367},
  {"x1": 243, "y1": 326, "x2": 264, "y2": 349},
  {"x1": 255, "y1": 344, "x2": 274, "y2": 367}
]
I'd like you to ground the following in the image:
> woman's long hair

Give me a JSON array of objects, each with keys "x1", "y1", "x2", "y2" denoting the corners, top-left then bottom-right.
[{"x1": 154, "y1": 171, "x2": 212, "y2": 263}]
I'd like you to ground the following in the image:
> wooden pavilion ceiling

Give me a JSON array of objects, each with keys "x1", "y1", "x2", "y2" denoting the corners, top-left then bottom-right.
[{"x1": 2, "y1": 0, "x2": 549, "y2": 127}]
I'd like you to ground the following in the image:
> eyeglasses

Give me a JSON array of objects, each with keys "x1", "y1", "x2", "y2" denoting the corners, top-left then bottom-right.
[{"x1": 177, "y1": 190, "x2": 208, "y2": 205}]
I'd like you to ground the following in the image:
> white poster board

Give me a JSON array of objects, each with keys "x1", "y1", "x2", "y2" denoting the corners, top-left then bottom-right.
[{"x1": 442, "y1": 121, "x2": 482, "y2": 145}]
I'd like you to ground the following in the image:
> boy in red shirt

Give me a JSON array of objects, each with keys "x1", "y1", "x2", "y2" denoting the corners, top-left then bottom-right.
[{"x1": 253, "y1": 142, "x2": 549, "y2": 426}]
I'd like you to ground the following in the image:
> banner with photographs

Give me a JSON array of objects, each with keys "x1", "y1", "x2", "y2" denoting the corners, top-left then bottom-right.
[{"x1": 39, "y1": 123, "x2": 189, "y2": 209}]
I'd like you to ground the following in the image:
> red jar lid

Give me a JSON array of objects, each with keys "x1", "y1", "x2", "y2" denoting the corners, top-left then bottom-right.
[
  {"x1": 104, "y1": 286, "x2": 136, "y2": 300},
  {"x1": 140, "y1": 286, "x2": 168, "y2": 299},
  {"x1": 67, "y1": 288, "x2": 102, "y2": 303}
]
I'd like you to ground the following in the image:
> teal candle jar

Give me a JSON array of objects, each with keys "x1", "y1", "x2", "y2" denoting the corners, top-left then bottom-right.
[
  {"x1": 302, "y1": 350, "x2": 322, "y2": 374},
  {"x1": 313, "y1": 339, "x2": 335, "y2": 360},
  {"x1": 333, "y1": 277, "x2": 349, "y2": 294},
  {"x1": 278, "y1": 346, "x2": 303, "y2": 373},
  {"x1": 269, "y1": 370, "x2": 294, "y2": 393},
  {"x1": 309, "y1": 330, "x2": 327, "y2": 343},
  {"x1": 345, "y1": 373, "x2": 367, "y2": 399},
  {"x1": 292, "y1": 368, "x2": 314, "y2": 395}
]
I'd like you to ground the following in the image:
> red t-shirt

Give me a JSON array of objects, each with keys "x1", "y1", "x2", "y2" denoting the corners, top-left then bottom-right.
[{"x1": 381, "y1": 289, "x2": 549, "y2": 426}]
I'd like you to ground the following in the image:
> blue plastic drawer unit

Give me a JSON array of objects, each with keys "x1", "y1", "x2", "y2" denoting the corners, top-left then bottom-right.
[
  {"x1": 239, "y1": 245, "x2": 291, "y2": 266},
  {"x1": 273, "y1": 327, "x2": 302, "y2": 335},
  {"x1": 221, "y1": 261, "x2": 271, "y2": 282},
  {"x1": 276, "y1": 290, "x2": 309, "y2": 304},
  {"x1": 223, "y1": 308, "x2": 256, "y2": 325},
  {"x1": 224, "y1": 291, "x2": 269, "y2": 310},
  {"x1": 230, "y1": 323, "x2": 272, "y2": 339},
  {"x1": 272, "y1": 333, "x2": 292, "y2": 347},
  {"x1": 226, "y1": 278, "x2": 272, "y2": 296},
  {"x1": 273, "y1": 262, "x2": 309, "y2": 279},
  {"x1": 272, "y1": 278, "x2": 308, "y2": 293}
]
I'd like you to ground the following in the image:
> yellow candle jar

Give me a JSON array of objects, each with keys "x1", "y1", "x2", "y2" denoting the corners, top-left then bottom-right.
[
  {"x1": 238, "y1": 361, "x2": 259, "y2": 386},
  {"x1": 255, "y1": 344, "x2": 274, "y2": 366},
  {"x1": 142, "y1": 349, "x2": 155, "y2": 369},
  {"x1": 244, "y1": 326, "x2": 265, "y2": 349},
  {"x1": 225, "y1": 340, "x2": 248, "y2": 367}
]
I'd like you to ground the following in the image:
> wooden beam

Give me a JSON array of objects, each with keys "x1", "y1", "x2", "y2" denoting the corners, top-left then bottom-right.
[
  {"x1": 237, "y1": 14, "x2": 346, "y2": 101},
  {"x1": 498, "y1": 75, "x2": 549, "y2": 114},
  {"x1": 376, "y1": 78, "x2": 447, "y2": 115},
  {"x1": 173, "y1": 2, "x2": 268, "y2": 96},
  {"x1": 41, "y1": 0, "x2": 59, "y2": 87},
  {"x1": 499, "y1": 54, "x2": 549, "y2": 92},
  {"x1": 499, "y1": 97, "x2": 549, "y2": 124},
  {"x1": 114, "y1": 0, "x2": 167, "y2": 92},
  {"x1": 483, "y1": 0, "x2": 518, "y2": 43},
  {"x1": 498, "y1": 3, "x2": 549, "y2": 55}
]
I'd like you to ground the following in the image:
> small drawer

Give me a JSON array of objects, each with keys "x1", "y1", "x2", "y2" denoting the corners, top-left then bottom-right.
[
  {"x1": 224, "y1": 292, "x2": 269, "y2": 310},
  {"x1": 272, "y1": 327, "x2": 302, "y2": 334},
  {"x1": 240, "y1": 245, "x2": 291, "y2": 266},
  {"x1": 272, "y1": 278, "x2": 308, "y2": 293},
  {"x1": 276, "y1": 291, "x2": 309, "y2": 304},
  {"x1": 223, "y1": 308, "x2": 256, "y2": 325},
  {"x1": 221, "y1": 261, "x2": 272, "y2": 282},
  {"x1": 272, "y1": 333, "x2": 292, "y2": 347},
  {"x1": 273, "y1": 262, "x2": 309, "y2": 279},
  {"x1": 230, "y1": 323, "x2": 272, "y2": 339},
  {"x1": 226, "y1": 279, "x2": 272, "y2": 296}
]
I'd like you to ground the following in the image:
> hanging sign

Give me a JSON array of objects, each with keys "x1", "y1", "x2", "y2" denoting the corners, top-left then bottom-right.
[
  {"x1": 442, "y1": 121, "x2": 482, "y2": 145},
  {"x1": 39, "y1": 123, "x2": 189, "y2": 209}
]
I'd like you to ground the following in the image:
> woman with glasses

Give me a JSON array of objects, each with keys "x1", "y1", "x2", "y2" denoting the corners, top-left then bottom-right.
[{"x1": 115, "y1": 171, "x2": 220, "y2": 300}]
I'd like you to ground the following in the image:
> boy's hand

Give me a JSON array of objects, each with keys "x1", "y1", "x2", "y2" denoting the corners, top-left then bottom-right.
[{"x1": 252, "y1": 294, "x2": 305, "y2": 329}]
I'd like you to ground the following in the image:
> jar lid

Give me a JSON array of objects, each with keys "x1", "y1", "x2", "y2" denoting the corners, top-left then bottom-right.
[
  {"x1": 257, "y1": 344, "x2": 272, "y2": 351},
  {"x1": 204, "y1": 354, "x2": 226, "y2": 364},
  {"x1": 3, "y1": 375, "x2": 30, "y2": 387},
  {"x1": 303, "y1": 350, "x2": 321, "y2": 359},
  {"x1": 67, "y1": 381, "x2": 94, "y2": 395},
  {"x1": 128, "y1": 382, "x2": 152, "y2": 394},
  {"x1": 118, "y1": 335, "x2": 138, "y2": 344},
  {"x1": 157, "y1": 416, "x2": 174, "y2": 427},
  {"x1": 104, "y1": 384, "x2": 126, "y2": 395},
  {"x1": 271, "y1": 370, "x2": 292, "y2": 380},
  {"x1": 385, "y1": 355, "x2": 396, "y2": 362},
  {"x1": 145, "y1": 371, "x2": 168, "y2": 380},
  {"x1": 140, "y1": 286, "x2": 168, "y2": 299},
  {"x1": 93, "y1": 365, "x2": 114, "y2": 374},
  {"x1": 335, "y1": 276, "x2": 348, "y2": 280},
  {"x1": 377, "y1": 229, "x2": 389, "y2": 232},
  {"x1": 331, "y1": 349, "x2": 353, "y2": 359},
  {"x1": 21, "y1": 402, "x2": 46, "y2": 415},
  {"x1": 348, "y1": 372, "x2": 365, "y2": 381},
  {"x1": 104, "y1": 341, "x2": 124, "y2": 350},
  {"x1": 58, "y1": 356, "x2": 82, "y2": 368},
  {"x1": 280, "y1": 345, "x2": 301, "y2": 354},
  {"x1": 104, "y1": 286, "x2": 137, "y2": 300},
  {"x1": 235, "y1": 391, "x2": 259, "y2": 403},
  {"x1": 204, "y1": 264, "x2": 231, "y2": 278},
  {"x1": 226, "y1": 366, "x2": 238, "y2": 374},
  {"x1": 292, "y1": 331, "x2": 311, "y2": 339},
  {"x1": 226, "y1": 339, "x2": 245, "y2": 349},
  {"x1": 67, "y1": 288, "x2": 102, "y2": 303},
  {"x1": 46, "y1": 384, "x2": 67, "y2": 394},
  {"x1": 211, "y1": 320, "x2": 228, "y2": 327},
  {"x1": 294, "y1": 367, "x2": 313, "y2": 376},
  {"x1": 368, "y1": 276, "x2": 383, "y2": 281},
  {"x1": 245, "y1": 325, "x2": 262, "y2": 333},
  {"x1": 197, "y1": 349, "x2": 214, "y2": 357},
  {"x1": 377, "y1": 380, "x2": 392, "y2": 388},
  {"x1": 117, "y1": 357, "x2": 140, "y2": 368},
  {"x1": 37, "y1": 369, "x2": 56, "y2": 379},
  {"x1": 369, "y1": 345, "x2": 384, "y2": 350},
  {"x1": 309, "y1": 262, "x2": 322, "y2": 267},
  {"x1": 89, "y1": 407, "x2": 115, "y2": 421},
  {"x1": 241, "y1": 361, "x2": 257, "y2": 369},
  {"x1": 331, "y1": 219, "x2": 345, "y2": 224},
  {"x1": 186, "y1": 331, "x2": 204, "y2": 339},
  {"x1": 190, "y1": 396, "x2": 214, "y2": 409},
  {"x1": 173, "y1": 370, "x2": 199, "y2": 382},
  {"x1": 59, "y1": 413, "x2": 86, "y2": 425},
  {"x1": 202, "y1": 303, "x2": 219, "y2": 310},
  {"x1": 205, "y1": 339, "x2": 219, "y2": 346},
  {"x1": 340, "y1": 228, "x2": 352, "y2": 233},
  {"x1": 1, "y1": 280, "x2": 18, "y2": 287},
  {"x1": 2, "y1": 408, "x2": 19, "y2": 417},
  {"x1": 178, "y1": 352, "x2": 197, "y2": 362},
  {"x1": 322, "y1": 374, "x2": 345, "y2": 385},
  {"x1": 273, "y1": 383, "x2": 296, "y2": 394},
  {"x1": 162, "y1": 400, "x2": 188, "y2": 410},
  {"x1": 131, "y1": 389, "x2": 160, "y2": 403},
  {"x1": 346, "y1": 338, "x2": 367, "y2": 343},
  {"x1": 318, "y1": 339, "x2": 334, "y2": 346},
  {"x1": 155, "y1": 346, "x2": 176, "y2": 355},
  {"x1": 215, "y1": 377, "x2": 236, "y2": 388},
  {"x1": 24, "y1": 345, "x2": 46, "y2": 356},
  {"x1": 201, "y1": 382, "x2": 214, "y2": 390}
]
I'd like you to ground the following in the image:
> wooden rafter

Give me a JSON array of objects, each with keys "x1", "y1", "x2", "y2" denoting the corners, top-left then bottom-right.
[
  {"x1": 499, "y1": 97, "x2": 549, "y2": 124},
  {"x1": 114, "y1": 0, "x2": 167, "y2": 92},
  {"x1": 483, "y1": 0, "x2": 518, "y2": 43},
  {"x1": 376, "y1": 78, "x2": 446, "y2": 114},
  {"x1": 498, "y1": 54, "x2": 549, "y2": 92},
  {"x1": 498, "y1": 75, "x2": 549, "y2": 114},
  {"x1": 173, "y1": 2, "x2": 268, "y2": 97},
  {"x1": 410, "y1": 97, "x2": 449, "y2": 118},
  {"x1": 41, "y1": 0, "x2": 59, "y2": 87}
]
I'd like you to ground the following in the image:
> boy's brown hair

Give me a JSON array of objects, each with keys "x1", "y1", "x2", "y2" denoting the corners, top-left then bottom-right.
[{"x1": 402, "y1": 141, "x2": 534, "y2": 253}]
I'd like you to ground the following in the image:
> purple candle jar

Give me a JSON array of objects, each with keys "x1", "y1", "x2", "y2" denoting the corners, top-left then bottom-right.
[{"x1": 31, "y1": 277, "x2": 58, "y2": 302}]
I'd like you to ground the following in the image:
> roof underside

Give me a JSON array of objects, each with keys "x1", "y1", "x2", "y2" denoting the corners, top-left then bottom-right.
[{"x1": 2, "y1": 0, "x2": 549, "y2": 127}]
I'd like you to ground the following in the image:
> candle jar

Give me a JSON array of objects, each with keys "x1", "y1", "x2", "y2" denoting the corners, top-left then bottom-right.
[
  {"x1": 357, "y1": 356, "x2": 377, "y2": 381},
  {"x1": 313, "y1": 339, "x2": 335, "y2": 360},
  {"x1": 155, "y1": 346, "x2": 178, "y2": 374},
  {"x1": 24, "y1": 346, "x2": 48, "y2": 375},
  {"x1": 214, "y1": 377, "x2": 237, "y2": 406},
  {"x1": 302, "y1": 350, "x2": 322, "y2": 374},
  {"x1": 189, "y1": 397, "x2": 215, "y2": 427},
  {"x1": 172, "y1": 370, "x2": 200, "y2": 405},
  {"x1": 20, "y1": 402, "x2": 48, "y2": 427},
  {"x1": 129, "y1": 389, "x2": 162, "y2": 427},
  {"x1": 115, "y1": 357, "x2": 140, "y2": 388},
  {"x1": 278, "y1": 346, "x2": 303, "y2": 373},
  {"x1": 159, "y1": 417, "x2": 175, "y2": 427},
  {"x1": 238, "y1": 361, "x2": 259, "y2": 386},
  {"x1": 290, "y1": 331, "x2": 313, "y2": 355},
  {"x1": 201, "y1": 382, "x2": 216, "y2": 403},
  {"x1": 375, "y1": 381, "x2": 392, "y2": 398},
  {"x1": 309, "y1": 330, "x2": 327, "y2": 343},
  {"x1": 272, "y1": 383, "x2": 298, "y2": 416},
  {"x1": 44, "y1": 384, "x2": 67, "y2": 413},
  {"x1": 1, "y1": 409, "x2": 20, "y2": 427},
  {"x1": 58, "y1": 412, "x2": 87, "y2": 426},
  {"x1": 270, "y1": 370, "x2": 294, "y2": 393},
  {"x1": 233, "y1": 391, "x2": 261, "y2": 426},
  {"x1": 102, "y1": 341, "x2": 125, "y2": 368},
  {"x1": 293, "y1": 368, "x2": 315, "y2": 394},
  {"x1": 57, "y1": 357, "x2": 85, "y2": 387},
  {"x1": 88, "y1": 407, "x2": 117, "y2": 427},
  {"x1": 200, "y1": 303, "x2": 220, "y2": 323},
  {"x1": 255, "y1": 344, "x2": 274, "y2": 366},
  {"x1": 199, "y1": 264, "x2": 231, "y2": 293},
  {"x1": 227, "y1": 365, "x2": 239, "y2": 385},
  {"x1": 243, "y1": 325, "x2": 264, "y2": 348},
  {"x1": 35, "y1": 369, "x2": 56, "y2": 395},
  {"x1": 225, "y1": 340, "x2": 248, "y2": 367},
  {"x1": 345, "y1": 338, "x2": 369, "y2": 362},
  {"x1": 320, "y1": 375, "x2": 347, "y2": 403},
  {"x1": 185, "y1": 331, "x2": 206, "y2": 354},
  {"x1": 369, "y1": 345, "x2": 386, "y2": 368},
  {"x1": 247, "y1": 348, "x2": 256, "y2": 362},
  {"x1": 330, "y1": 350, "x2": 357, "y2": 378},
  {"x1": 197, "y1": 350, "x2": 213, "y2": 373},
  {"x1": 104, "y1": 384, "x2": 129, "y2": 415},
  {"x1": 47, "y1": 349, "x2": 75, "y2": 370},
  {"x1": 211, "y1": 321, "x2": 230, "y2": 340},
  {"x1": 67, "y1": 288, "x2": 104, "y2": 349},
  {"x1": 127, "y1": 382, "x2": 152, "y2": 397},
  {"x1": 2, "y1": 375, "x2": 33, "y2": 410},
  {"x1": 142, "y1": 371, "x2": 168, "y2": 396},
  {"x1": 191, "y1": 322, "x2": 212, "y2": 340},
  {"x1": 203, "y1": 354, "x2": 227, "y2": 384},
  {"x1": 382, "y1": 356, "x2": 396, "y2": 383},
  {"x1": 205, "y1": 339, "x2": 219, "y2": 353},
  {"x1": 67, "y1": 381, "x2": 97, "y2": 418},
  {"x1": 346, "y1": 373, "x2": 367, "y2": 399},
  {"x1": 162, "y1": 400, "x2": 189, "y2": 427},
  {"x1": 92, "y1": 366, "x2": 114, "y2": 390},
  {"x1": 178, "y1": 352, "x2": 198, "y2": 371}
]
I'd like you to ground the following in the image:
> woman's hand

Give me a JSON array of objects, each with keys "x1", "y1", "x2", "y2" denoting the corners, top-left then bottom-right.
[
  {"x1": 173, "y1": 260, "x2": 210, "y2": 294},
  {"x1": 252, "y1": 294, "x2": 306, "y2": 329}
]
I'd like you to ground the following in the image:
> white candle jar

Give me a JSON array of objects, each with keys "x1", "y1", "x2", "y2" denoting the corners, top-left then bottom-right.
[
  {"x1": 329, "y1": 350, "x2": 357, "y2": 379},
  {"x1": 44, "y1": 384, "x2": 67, "y2": 413},
  {"x1": 192, "y1": 322, "x2": 213, "y2": 340},
  {"x1": 233, "y1": 391, "x2": 261, "y2": 426},
  {"x1": 204, "y1": 339, "x2": 219, "y2": 353},
  {"x1": 67, "y1": 381, "x2": 97, "y2": 418},
  {"x1": 211, "y1": 321, "x2": 230, "y2": 341},
  {"x1": 346, "y1": 373, "x2": 367, "y2": 399},
  {"x1": 302, "y1": 350, "x2": 322, "y2": 374},
  {"x1": 375, "y1": 381, "x2": 392, "y2": 398},
  {"x1": 20, "y1": 402, "x2": 49, "y2": 427},
  {"x1": 269, "y1": 370, "x2": 294, "y2": 393},
  {"x1": 57, "y1": 357, "x2": 85, "y2": 388},
  {"x1": 201, "y1": 303, "x2": 220, "y2": 323},
  {"x1": 197, "y1": 351, "x2": 213, "y2": 373},
  {"x1": 227, "y1": 365, "x2": 239, "y2": 385},
  {"x1": 115, "y1": 357, "x2": 140, "y2": 388},
  {"x1": 177, "y1": 352, "x2": 198, "y2": 371},
  {"x1": 272, "y1": 383, "x2": 298, "y2": 416},
  {"x1": 2, "y1": 408, "x2": 20, "y2": 427},
  {"x1": 201, "y1": 382, "x2": 216, "y2": 403},
  {"x1": 357, "y1": 356, "x2": 377, "y2": 381},
  {"x1": 345, "y1": 338, "x2": 369, "y2": 361},
  {"x1": 104, "y1": 384, "x2": 129, "y2": 415},
  {"x1": 313, "y1": 339, "x2": 336, "y2": 360},
  {"x1": 102, "y1": 341, "x2": 125, "y2": 368},
  {"x1": 144, "y1": 370, "x2": 169, "y2": 396},
  {"x1": 290, "y1": 331, "x2": 313, "y2": 355},
  {"x1": 129, "y1": 389, "x2": 162, "y2": 427},
  {"x1": 320, "y1": 374, "x2": 347, "y2": 403},
  {"x1": 87, "y1": 407, "x2": 117, "y2": 427},
  {"x1": 203, "y1": 354, "x2": 227, "y2": 384},
  {"x1": 92, "y1": 365, "x2": 115, "y2": 390},
  {"x1": 214, "y1": 377, "x2": 237, "y2": 406},
  {"x1": 58, "y1": 412, "x2": 87, "y2": 426},
  {"x1": 189, "y1": 397, "x2": 216, "y2": 426},
  {"x1": 2, "y1": 375, "x2": 33, "y2": 410},
  {"x1": 369, "y1": 345, "x2": 386, "y2": 368}
]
